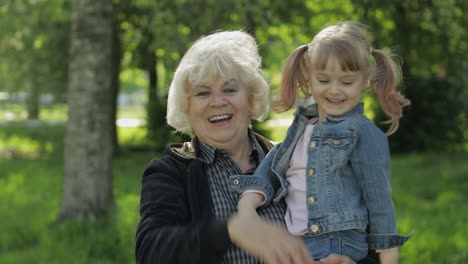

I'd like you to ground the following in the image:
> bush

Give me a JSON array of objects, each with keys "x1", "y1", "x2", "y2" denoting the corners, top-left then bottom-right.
[{"x1": 375, "y1": 77, "x2": 467, "y2": 153}]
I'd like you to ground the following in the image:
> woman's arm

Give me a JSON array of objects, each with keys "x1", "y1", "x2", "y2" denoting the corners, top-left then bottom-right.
[
  {"x1": 228, "y1": 206, "x2": 315, "y2": 264},
  {"x1": 135, "y1": 158, "x2": 230, "y2": 264}
]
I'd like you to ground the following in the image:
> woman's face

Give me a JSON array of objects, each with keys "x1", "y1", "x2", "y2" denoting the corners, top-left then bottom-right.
[{"x1": 188, "y1": 76, "x2": 251, "y2": 149}]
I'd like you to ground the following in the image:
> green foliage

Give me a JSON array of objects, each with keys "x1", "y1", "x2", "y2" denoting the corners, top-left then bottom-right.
[
  {"x1": 391, "y1": 152, "x2": 468, "y2": 263},
  {"x1": 381, "y1": 77, "x2": 467, "y2": 152},
  {"x1": 0, "y1": 0, "x2": 70, "y2": 96}
]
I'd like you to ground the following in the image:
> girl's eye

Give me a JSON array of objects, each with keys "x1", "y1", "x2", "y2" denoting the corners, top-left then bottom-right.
[
  {"x1": 342, "y1": 80, "x2": 355, "y2": 86},
  {"x1": 318, "y1": 80, "x2": 329, "y2": 84}
]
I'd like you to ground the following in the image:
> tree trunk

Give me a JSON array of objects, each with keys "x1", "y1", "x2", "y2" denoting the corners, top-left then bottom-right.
[
  {"x1": 57, "y1": 0, "x2": 114, "y2": 223},
  {"x1": 110, "y1": 15, "x2": 121, "y2": 156},
  {"x1": 27, "y1": 76, "x2": 40, "y2": 120}
]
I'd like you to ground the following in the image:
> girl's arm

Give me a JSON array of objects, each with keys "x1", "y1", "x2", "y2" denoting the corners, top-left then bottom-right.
[
  {"x1": 237, "y1": 192, "x2": 265, "y2": 212},
  {"x1": 379, "y1": 248, "x2": 399, "y2": 264},
  {"x1": 231, "y1": 144, "x2": 286, "y2": 206},
  {"x1": 350, "y1": 121, "x2": 411, "y2": 253}
]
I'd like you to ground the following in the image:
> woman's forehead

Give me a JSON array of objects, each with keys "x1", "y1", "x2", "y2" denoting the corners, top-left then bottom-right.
[{"x1": 191, "y1": 77, "x2": 238, "y2": 88}]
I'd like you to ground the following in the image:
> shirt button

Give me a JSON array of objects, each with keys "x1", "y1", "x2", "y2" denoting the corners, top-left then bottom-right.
[
  {"x1": 310, "y1": 224, "x2": 319, "y2": 233},
  {"x1": 332, "y1": 139, "x2": 341, "y2": 145},
  {"x1": 309, "y1": 141, "x2": 316, "y2": 148},
  {"x1": 232, "y1": 179, "x2": 239, "y2": 185},
  {"x1": 307, "y1": 196, "x2": 315, "y2": 205},
  {"x1": 307, "y1": 169, "x2": 315, "y2": 176}
]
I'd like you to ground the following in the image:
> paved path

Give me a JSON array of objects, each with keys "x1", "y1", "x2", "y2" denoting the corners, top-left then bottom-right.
[{"x1": 0, "y1": 118, "x2": 293, "y2": 128}]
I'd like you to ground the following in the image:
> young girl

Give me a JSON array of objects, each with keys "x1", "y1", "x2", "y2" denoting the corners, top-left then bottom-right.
[{"x1": 231, "y1": 21, "x2": 412, "y2": 263}]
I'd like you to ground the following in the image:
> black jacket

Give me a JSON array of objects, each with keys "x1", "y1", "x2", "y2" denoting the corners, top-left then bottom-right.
[
  {"x1": 135, "y1": 134, "x2": 273, "y2": 264},
  {"x1": 135, "y1": 135, "x2": 380, "y2": 264}
]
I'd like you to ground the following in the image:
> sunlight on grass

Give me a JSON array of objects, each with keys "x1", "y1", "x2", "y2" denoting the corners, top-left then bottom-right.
[
  {"x1": 0, "y1": 134, "x2": 41, "y2": 159},
  {"x1": 117, "y1": 105, "x2": 146, "y2": 119},
  {"x1": 118, "y1": 126, "x2": 149, "y2": 147},
  {"x1": 41, "y1": 104, "x2": 68, "y2": 121}
]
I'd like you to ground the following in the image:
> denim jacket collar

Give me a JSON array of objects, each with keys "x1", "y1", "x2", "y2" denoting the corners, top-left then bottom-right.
[{"x1": 295, "y1": 102, "x2": 364, "y2": 123}]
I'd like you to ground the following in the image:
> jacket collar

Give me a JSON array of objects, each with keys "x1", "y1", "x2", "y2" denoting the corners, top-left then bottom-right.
[
  {"x1": 168, "y1": 130, "x2": 273, "y2": 161},
  {"x1": 295, "y1": 102, "x2": 364, "y2": 123}
]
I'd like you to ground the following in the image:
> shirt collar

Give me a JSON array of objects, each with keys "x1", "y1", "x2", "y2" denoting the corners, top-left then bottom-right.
[{"x1": 197, "y1": 129, "x2": 262, "y2": 165}]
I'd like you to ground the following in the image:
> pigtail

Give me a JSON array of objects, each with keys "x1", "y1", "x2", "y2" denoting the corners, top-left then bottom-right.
[
  {"x1": 272, "y1": 45, "x2": 310, "y2": 112},
  {"x1": 370, "y1": 49, "x2": 411, "y2": 135}
]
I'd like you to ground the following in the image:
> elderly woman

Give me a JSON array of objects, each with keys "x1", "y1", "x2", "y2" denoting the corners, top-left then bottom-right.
[{"x1": 135, "y1": 30, "x2": 375, "y2": 264}]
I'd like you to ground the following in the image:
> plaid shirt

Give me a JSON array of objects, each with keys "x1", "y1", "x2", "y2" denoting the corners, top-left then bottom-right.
[{"x1": 198, "y1": 131, "x2": 287, "y2": 264}]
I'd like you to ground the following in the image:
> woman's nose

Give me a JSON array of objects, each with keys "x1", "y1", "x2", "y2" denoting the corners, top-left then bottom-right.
[{"x1": 210, "y1": 94, "x2": 227, "y2": 106}]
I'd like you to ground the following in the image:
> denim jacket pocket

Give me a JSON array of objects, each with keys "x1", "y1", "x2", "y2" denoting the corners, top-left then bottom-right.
[{"x1": 323, "y1": 136, "x2": 353, "y2": 165}]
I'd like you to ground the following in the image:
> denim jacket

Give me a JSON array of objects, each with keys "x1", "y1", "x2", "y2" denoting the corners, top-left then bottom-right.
[{"x1": 231, "y1": 103, "x2": 412, "y2": 250}]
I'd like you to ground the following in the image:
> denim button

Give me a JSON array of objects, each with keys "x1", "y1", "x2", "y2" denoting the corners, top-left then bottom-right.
[
  {"x1": 310, "y1": 224, "x2": 319, "y2": 233},
  {"x1": 309, "y1": 141, "x2": 316, "y2": 148},
  {"x1": 332, "y1": 139, "x2": 341, "y2": 145},
  {"x1": 232, "y1": 179, "x2": 239, "y2": 185},
  {"x1": 307, "y1": 196, "x2": 315, "y2": 204},
  {"x1": 308, "y1": 169, "x2": 315, "y2": 176}
]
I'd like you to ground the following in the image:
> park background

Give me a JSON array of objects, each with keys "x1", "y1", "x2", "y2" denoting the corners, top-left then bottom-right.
[{"x1": 0, "y1": 0, "x2": 467, "y2": 263}]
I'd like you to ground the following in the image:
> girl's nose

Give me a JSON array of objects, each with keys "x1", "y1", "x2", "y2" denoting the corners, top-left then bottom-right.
[{"x1": 329, "y1": 82, "x2": 340, "y2": 94}]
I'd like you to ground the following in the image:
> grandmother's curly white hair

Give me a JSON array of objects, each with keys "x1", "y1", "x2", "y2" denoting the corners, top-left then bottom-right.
[{"x1": 166, "y1": 30, "x2": 270, "y2": 136}]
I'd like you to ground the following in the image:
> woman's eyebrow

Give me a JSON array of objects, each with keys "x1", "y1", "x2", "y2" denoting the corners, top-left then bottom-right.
[
  {"x1": 224, "y1": 79, "x2": 237, "y2": 86},
  {"x1": 193, "y1": 84, "x2": 210, "y2": 89}
]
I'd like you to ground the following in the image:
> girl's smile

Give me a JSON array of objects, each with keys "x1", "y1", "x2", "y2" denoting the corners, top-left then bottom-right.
[{"x1": 310, "y1": 57, "x2": 366, "y2": 122}]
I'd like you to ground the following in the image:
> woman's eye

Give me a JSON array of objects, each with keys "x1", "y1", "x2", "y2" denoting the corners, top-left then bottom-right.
[
  {"x1": 195, "y1": 91, "x2": 209, "y2": 97},
  {"x1": 225, "y1": 87, "x2": 237, "y2": 93}
]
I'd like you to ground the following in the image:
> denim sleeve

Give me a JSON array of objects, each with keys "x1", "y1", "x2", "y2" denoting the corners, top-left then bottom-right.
[
  {"x1": 350, "y1": 122, "x2": 412, "y2": 250},
  {"x1": 230, "y1": 144, "x2": 283, "y2": 206}
]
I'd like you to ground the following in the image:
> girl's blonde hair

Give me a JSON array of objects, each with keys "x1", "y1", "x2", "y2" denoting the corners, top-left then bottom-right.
[
  {"x1": 166, "y1": 30, "x2": 270, "y2": 135},
  {"x1": 275, "y1": 21, "x2": 410, "y2": 135}
]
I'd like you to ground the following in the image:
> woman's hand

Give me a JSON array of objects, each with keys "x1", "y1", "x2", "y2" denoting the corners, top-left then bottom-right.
[{"x1": 228, "y1": 209, "x2": 314, "y2": 264}]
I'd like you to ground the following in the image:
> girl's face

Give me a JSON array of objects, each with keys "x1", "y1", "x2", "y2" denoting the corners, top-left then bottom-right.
[
  {"x1": 188, "y1": 76, "x2": 251, "y2": 149},
  {"x1": 310, "y1": 57, "x2": 366, "y2": 122}
]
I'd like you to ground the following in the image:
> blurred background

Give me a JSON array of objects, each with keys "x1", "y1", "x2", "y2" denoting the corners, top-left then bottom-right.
[{"x1": 0, "y1": 0, "x2": 467, "y2": 263}]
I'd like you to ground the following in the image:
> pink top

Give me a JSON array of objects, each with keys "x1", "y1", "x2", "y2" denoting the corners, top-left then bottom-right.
[
  {"x1": 241, "y1": 118, "x2": 317, "y2": 235},
  {"x1": 284, "y1": 118, "x2": 317, "y2": 235}
]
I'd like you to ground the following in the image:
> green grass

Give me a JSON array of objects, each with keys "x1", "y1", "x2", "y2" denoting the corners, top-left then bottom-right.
[
  {"x1": 0, "y1": 124, "x2": 155, "y2": 264},
  {"x1": 1, "y1": 107, "x2": 468, "y2": 263}
]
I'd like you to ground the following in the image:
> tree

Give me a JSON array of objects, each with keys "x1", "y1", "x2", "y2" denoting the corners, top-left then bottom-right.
[
  {"x1": 0, "y1": 0, "x2": 70, "y2": 119},
  {"x1": 57, "y1": 0, "x2": 115, "y2": 222},
  {"x1": 352, "y1": 0, "x2": 467, "y2": 152}
]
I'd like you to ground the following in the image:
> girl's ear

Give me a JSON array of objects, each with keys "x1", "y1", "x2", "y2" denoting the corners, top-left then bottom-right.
[{"x1": 361, "y1": 76, "x2": 370, "y2": 91}]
